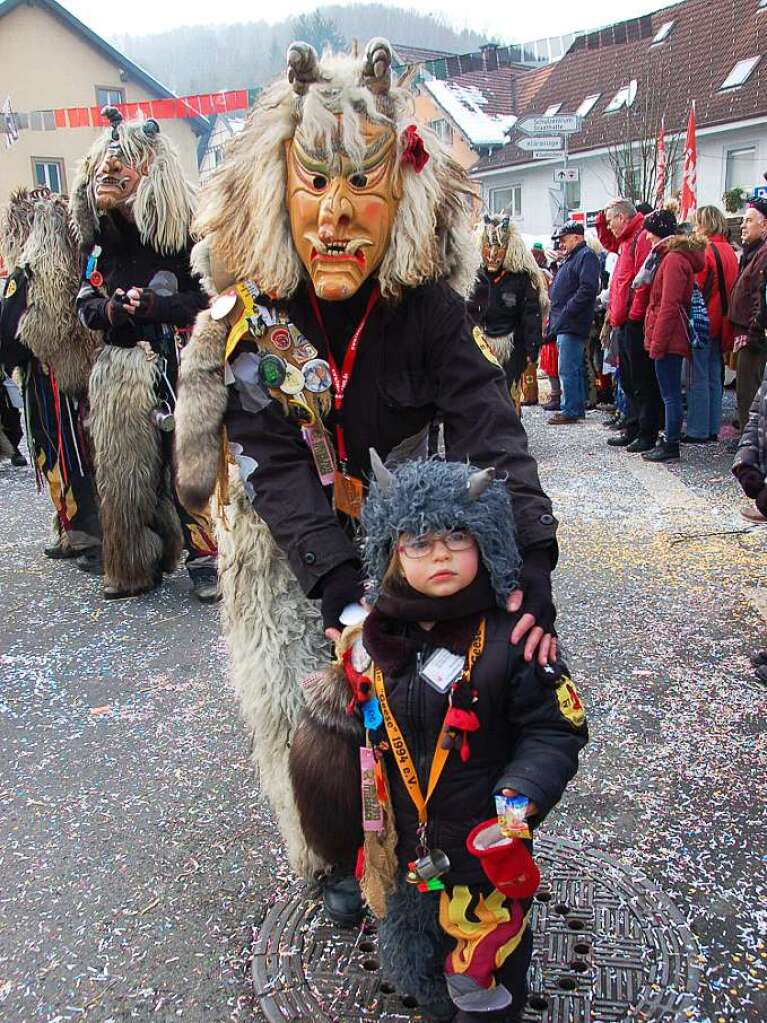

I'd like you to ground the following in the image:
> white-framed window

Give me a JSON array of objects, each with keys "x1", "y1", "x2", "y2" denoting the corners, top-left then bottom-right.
[
  {"x1": 428, "y1": 118, "x2": 454, "y2": 145},
  {"x1": 29, "y1": 110, "x2": 56, "y2": 131},
  {"x1": 720, "y1": 57, "x2": 760, "y2": 90},
  {"x1": 95, "y1": 86, "x2": 125, "y2": 107},
  {"x1": 725, "y1": 146, "x2": 757, "y2": 192},
  {"x1": 605, "y1": 80, "x2": 637, "y2": 113},
  {"x1": 651, "y1": 21, "x2": 675, "y2": 45},
  {"x1": 544, "y1": 103, "x2": 562, "y2": 116},
  {"x1": 490, "y1": 184, "x2": 522, "y2": 217},
  {"x1": 32, "y1": 158, "x2": 65, "y2": 193},
  {"x1": 576, "y1": 94, "x2": 601, "y2": 118}
]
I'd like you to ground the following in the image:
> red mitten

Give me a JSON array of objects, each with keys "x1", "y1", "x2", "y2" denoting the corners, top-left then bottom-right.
[{"x1": 466, "y1": 819, "x2": 540, "y2": 898}]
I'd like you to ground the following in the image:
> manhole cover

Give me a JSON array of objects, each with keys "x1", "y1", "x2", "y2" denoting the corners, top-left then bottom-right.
[{"x1": 252, "y1": 837, "x2": 700, "y2": 1022}]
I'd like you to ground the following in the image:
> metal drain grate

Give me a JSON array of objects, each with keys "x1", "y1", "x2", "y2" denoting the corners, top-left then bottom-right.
[{"x1": 252, "y1": 837, "x2": 700, "y2": 1022}]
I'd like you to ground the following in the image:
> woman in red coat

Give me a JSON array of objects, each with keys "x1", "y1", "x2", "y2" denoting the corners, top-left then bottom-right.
[
  {"x1": 685, "y1": 207, "x2": 739, "y2": 442},
  {"x1": 639, "y1": 210, "x2": 706, "y2": 462}
]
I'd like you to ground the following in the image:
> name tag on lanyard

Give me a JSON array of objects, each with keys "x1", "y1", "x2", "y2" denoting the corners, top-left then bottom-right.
[{"x1": 420, "y1": 648, "x2": 466, "y2": 693}]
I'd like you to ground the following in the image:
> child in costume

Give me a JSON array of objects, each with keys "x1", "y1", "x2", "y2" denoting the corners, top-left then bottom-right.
[{"x1": 355, "y1": 456, "x2": 586, "y2": 1021}]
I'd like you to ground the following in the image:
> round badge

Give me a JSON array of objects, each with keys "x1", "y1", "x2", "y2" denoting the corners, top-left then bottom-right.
[
  {"x1": 270, "y1": 326, "x2": 292, "y2": 351},
  {"x1": 280, "y1": 363, "x2": 306, "y2": 395},
  {"x1": 89, "y1": 270, "x2": 103, "y2": 288},
  {"x1": 210, "y1": 290, "x2": 238, "y2": 321},
  {"x1": 303, "y1": 358, "x2": 332, "y2": 394},
  {"x1": 258, "y1": 353, "x2": 287, "y2": 389}
]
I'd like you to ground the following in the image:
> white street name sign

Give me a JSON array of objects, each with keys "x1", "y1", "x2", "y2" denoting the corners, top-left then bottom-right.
[
  {"x1": 517, "y1": 114, "x2": 582, "y2": 134},
  {"x1": 517, "y1": 135, "x2": 563, "y2": 152}
]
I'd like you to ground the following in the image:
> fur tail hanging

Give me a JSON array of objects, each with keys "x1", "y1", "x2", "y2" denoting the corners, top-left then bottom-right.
[{"x1": 175, "y1": 310, "x2": 229, "y2": 512}]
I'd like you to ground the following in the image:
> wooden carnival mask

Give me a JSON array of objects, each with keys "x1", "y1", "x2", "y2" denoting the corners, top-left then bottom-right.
[
  {"x1": 284, "y1": 39, "x2": 401, "y2": 301},
  {"x1": 482, "y1": 215, "x2": 511, "y2": 274},
  {"x1": 93, "y1": 106, "x2": 156, "y2": 213}
]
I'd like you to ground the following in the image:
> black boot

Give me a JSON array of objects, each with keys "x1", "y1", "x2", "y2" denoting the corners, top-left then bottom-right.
[
  {"x1": 44, "y1": 538, "x2": 79, "y2": 560},
  {"x1": 750, "y1": 651, "x2": 767, "y2": 668},
  {"x1": 625, "y1": 436, "x2": 657, "y2": 453},
  {"x1": 321, "y1": 868, "x2": 365, "y2": 928},
  {"x1": 187, "y1": 561, "x2": 220, "y2": 604},
  {"x1": 607, "y1": 432, "x2": 637, "y2": 447},
  {"x1": 642, "y1": 440, "x2": 680, "y2": 462},
  {"x1": 76, "y1": 546, "x2": 104, "y2": 576},
  {"x1": 10, "y1": 448, "x2": 27, "y2": 466}
]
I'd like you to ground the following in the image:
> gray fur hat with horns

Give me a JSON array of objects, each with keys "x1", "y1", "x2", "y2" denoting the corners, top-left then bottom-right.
[{"x1": 362, "y1": 452, "x2": 520, "y2": 607}]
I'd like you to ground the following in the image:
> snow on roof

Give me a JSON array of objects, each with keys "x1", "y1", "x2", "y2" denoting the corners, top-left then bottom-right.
[{"x1": 424, "y1": 78, "x2": 516, "y2": 147}]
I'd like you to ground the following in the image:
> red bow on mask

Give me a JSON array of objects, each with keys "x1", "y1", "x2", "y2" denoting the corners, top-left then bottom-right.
[{"x1": 400, "y1": 124, "x2": 430, "y2": 174}]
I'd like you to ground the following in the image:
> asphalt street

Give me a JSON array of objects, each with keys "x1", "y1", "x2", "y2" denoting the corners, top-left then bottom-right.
[{"x1": 1, "y1": 400, "x2": 766, "y2": 1023}]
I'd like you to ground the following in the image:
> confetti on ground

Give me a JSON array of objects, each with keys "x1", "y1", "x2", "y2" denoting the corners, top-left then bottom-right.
[{"x1": 1, "y1": 392, "x2": 765, "y2": 1021}]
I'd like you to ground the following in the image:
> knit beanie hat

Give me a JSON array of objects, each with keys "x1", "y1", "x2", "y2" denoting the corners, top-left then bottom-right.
[
  {"x1": 748, "y1": 197, "x2": 767, "y2": 219},
  {"x1": 361, "y1": 452, "x2": 520, "y2": 607},
  {"x1": 643, "y1": 208, "x2": 678, "y2": 239}
]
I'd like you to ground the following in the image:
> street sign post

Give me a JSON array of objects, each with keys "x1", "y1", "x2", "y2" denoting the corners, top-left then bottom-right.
[
  {"x1": 516, "y1": 114, "x2": 583, "y2": 135},
  {"x1": 517, "y1": 135, "x2": 562, "y2": 152}
]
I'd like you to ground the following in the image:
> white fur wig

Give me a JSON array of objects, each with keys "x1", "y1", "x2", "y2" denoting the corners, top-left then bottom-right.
[
  {"x1": 193, "y1": 38, "x2": 479, "y2": 301},
  {"x1": 70, "y1": 115, "x2": 195, "y2": 256}
]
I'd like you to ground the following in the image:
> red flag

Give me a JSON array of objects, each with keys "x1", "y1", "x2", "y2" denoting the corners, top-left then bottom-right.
[
  {"x1": 150, "y1": 99, "x2": 176, "y2": 119},
  {"x1": 655, "y1": 116, "x2": 667, "y2": 208},
  {"x1": 680, "y1": 103, "x2": 697, "y2": 222},
  {"x1": 54, "y1": 108, "x2": 67, "y2": 128},
  {"x1": 224, "y1": 90, "x2": 248, "y2": 112}
]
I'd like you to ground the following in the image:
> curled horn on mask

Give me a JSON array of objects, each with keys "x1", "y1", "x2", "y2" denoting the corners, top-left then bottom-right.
[
  {"x1": 362, "y1": 38, "x2": 392, "y2": 94},
  {"x1": 467, "y1": 467, "x2": 495, "y2": 500},
  {"x1": 287, "y1": 41, "x2": 321, "y2": 95}
]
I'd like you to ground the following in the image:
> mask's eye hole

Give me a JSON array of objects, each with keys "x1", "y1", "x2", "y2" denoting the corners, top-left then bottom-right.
[
  {"x1": 312, "y1": 174, "x2": 328, "y2": 190},
  {"x1": 349, "y1": 173, "x2": 368, "y2": 188}
]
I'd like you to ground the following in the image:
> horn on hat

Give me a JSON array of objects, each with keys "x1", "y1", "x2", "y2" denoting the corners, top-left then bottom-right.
[
  {"x1": 362, "y1": 38, "x2": 392, "y2": 95},
  {"x1": 467, "y1": 467, "x2": 495, "y2": 500},
  {"x1": 101, "y1": 105, "x2": 123, "y2": 142},
  {"x1": 287, "y1": 41, "x2": 321, "y2": 95},
  {"x1": 143, "y1": 118, "x2": 160, "y2": 139},
  {"x1": 369, "y1": 448, "x2": 395, "y2": 496}
]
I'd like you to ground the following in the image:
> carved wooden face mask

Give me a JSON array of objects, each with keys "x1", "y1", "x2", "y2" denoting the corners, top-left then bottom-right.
[
  {"x1": 93, "y1": 146, "x2": 143, "y2": 212},
  {"x1": 482, "y1": 218, "x2": 510, "y2": 274},
  {"x1": 286, "y1": 117, "x2": 399, "y2": 301}
]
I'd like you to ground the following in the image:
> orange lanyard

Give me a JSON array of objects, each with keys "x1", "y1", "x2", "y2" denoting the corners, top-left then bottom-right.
[{"x1": 372, "y1": 619, "x2": 486, "y2": 826}]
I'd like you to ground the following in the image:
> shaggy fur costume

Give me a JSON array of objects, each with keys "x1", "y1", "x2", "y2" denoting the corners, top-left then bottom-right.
[
  {"x1": 88, "y1": 346, "x2": 182, "y2": 589},
  {"x1": 0, "y1": 188, "x2": 99, "y2": 395},
  {"x1": 378, "y1": 876, "x2": 453, "y2": 1015},
  {"x1": 215, "y1": 470, "x2": 327, "y2": 877},
  {"x1": 362, "y1": 459, "x2": 521, "y2": 606}
]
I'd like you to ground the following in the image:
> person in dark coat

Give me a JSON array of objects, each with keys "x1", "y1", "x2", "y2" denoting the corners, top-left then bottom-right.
[
  {"x1": 469, "y1": 216, "x2": 546, "y2": 410},
  {"x1": 291, "y1": 457, "x2": 587, "y2": 1022},
  {"x1": 546, "y1": 221, "x2": 600, "y2": 425},
  {"x1": 639, "y1": 210, "x2": 706, "y2": 462},
  {"x1": 729, "y1": 199, "x2": 767, "y2": 433}
]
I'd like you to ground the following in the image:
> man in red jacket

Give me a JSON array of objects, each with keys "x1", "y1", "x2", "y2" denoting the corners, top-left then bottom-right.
[{"x1": 596, "y1": 199, "x2": 661, "y2": 452}]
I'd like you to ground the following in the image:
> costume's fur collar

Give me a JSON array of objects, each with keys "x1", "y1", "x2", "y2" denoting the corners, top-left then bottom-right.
[{"x1": 363, "y1": 608, "x2": 481, "y2": 674}]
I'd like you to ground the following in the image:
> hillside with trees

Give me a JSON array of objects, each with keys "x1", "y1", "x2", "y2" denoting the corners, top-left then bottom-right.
[{"x1": 111, "y1": 5, "x2": 490, "y2": 95}]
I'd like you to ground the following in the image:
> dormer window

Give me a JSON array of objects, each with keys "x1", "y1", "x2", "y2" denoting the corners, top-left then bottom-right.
[
  {"x1": 544, "y1": 103, "x2": 562, "y2": 116},
  {"x1": 651, "y1": 21, "x2": 675, "y2": 45},
  {"x1": 719, "y1": 56, "x2": 760, "y2": 90},
  {"x1": 605, "y1": 80, "x2": 637, "y2": 112},
  {"x1": 576, "y1": 94, "x2": 601, "y2": 117}
]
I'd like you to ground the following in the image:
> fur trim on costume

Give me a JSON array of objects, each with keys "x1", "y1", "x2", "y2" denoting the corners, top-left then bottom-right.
[
  {"x1": 378, "y1": 874, "x2": 452, "y2": 1012},
  {"x1": 175, "y1": 310, "x2": 229, "y2": 512},
  {"x1": 89, "y1": 345, "x2": 182, "y2": 589},
  {"x1": 71, "y1": 121, "x2": 195, "y2": 256},
  {"x1": 0, "y1": 189, "x2": 99, "y2": 395},
  {"x1": 215, "y1": 469, "x2": 327, "y2": 878},
  {"x1": 193, "y1": 43, "x2": 479, "y2": 301},
  {"x1": 362, "y1": 458, "x2": 520, "y2": 607},
  {"x1": 485, "y1": 333, "x2": 513, "y2": 366},
  {"x1": 289, "y1": 662, "x2": 365, "y2": 870},
  {"x1": 478, "y1": 215, "x2": 549, "y2": 311}
]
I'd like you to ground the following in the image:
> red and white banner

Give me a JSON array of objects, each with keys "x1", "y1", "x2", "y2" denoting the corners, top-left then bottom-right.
[
  {"x1": 680, "y1": 103, "x2": 697, "y2": 222},
  {"x1": 655, "y1": 116, "x2": 666, "y2": 208}
]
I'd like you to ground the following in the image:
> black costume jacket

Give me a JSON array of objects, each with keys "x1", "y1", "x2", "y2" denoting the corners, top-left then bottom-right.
[
  {"x1": 362, "y1": 606, "x2": 587, "y2": 886},
  {"x1": 468, "y1": 269, "x2": 543, "y2": 358},
  {"x1": 76, "y1": 213, "x2": 206, "y2": 351},
  {"x1": 225, "y1": 278, "x2": 558, "y2": 597}
]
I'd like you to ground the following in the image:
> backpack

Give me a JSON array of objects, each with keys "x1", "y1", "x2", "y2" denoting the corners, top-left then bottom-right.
[{"x1": 687, "y1": 283, "x2": 711, "y2": 350}]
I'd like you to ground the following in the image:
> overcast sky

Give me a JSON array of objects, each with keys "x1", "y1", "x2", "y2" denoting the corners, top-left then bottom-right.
[{"x1": 63, "y1": 0, "x2": 672, "y2": 42}]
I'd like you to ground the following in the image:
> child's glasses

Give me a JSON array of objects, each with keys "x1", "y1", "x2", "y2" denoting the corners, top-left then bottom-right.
[{"x1": 398, "y1": 530, "x2": 474, "y2": 560}]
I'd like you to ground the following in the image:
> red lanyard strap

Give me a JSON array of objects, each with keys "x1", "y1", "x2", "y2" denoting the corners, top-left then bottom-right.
[{"x1": 308, "y1": 284, "x2": 380, "y2": 466}]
